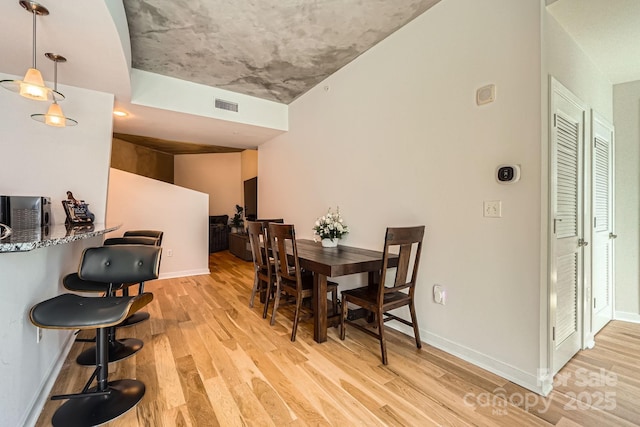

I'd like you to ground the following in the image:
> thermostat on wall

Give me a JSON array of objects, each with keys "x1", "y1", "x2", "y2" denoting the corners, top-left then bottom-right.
[{"x1": 496, "y1": 164, "x2": 521, "y2": 184}]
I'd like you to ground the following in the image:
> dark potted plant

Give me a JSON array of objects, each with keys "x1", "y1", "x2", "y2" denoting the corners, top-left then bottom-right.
[{"x1": 230, "y1": 204, "x2": 244, "y2": 233}]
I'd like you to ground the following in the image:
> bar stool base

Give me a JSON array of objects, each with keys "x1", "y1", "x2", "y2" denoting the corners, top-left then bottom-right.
[
  {"x1": 52, "y1": 379, "x2": 145, "y2": 427},
  {"x1": 117, "y1": 311, "x2": 150, "y2": 328},
  {"x1": 76, "y1": 338, "x2": 143, "y2": 366}
]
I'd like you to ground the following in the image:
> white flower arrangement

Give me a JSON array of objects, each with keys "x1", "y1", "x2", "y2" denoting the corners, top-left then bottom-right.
[{"x1": 313, "y1": 207, "x2": 349, "y2": 241}]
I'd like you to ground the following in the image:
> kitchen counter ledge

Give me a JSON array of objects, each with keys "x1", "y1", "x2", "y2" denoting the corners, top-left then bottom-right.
[{"x1": 0, "y1": 223, "x2": 120, "y2": 253}]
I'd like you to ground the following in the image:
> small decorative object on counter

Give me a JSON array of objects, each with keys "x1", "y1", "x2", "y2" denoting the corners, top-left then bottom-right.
[
  {"x1": 0, "y1": 223, "x2": 12, "y2": 240},
  {"x1": 313, "y1": 206, "x2": 349, "y2": 247},
  {"x1": 62, "y1": 191, "x2": 95, "y2": 225}
]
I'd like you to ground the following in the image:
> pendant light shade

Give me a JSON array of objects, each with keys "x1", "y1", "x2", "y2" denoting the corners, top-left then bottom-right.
[
  {"x1": 18, "y1": 68, "x2": 47, "y2": 100},
  {"x1": 44, "y1": 102, "x2": 64, "y2": 126},
  {"x1": 0, "y1": 1, "x2": 63, "y2": 102},
  {"x1": 31, "y1": 53, "x2": 77, "y2": 127},
  {"x1": 32, "y1": 100, "x2": 77, "y2": 127}
]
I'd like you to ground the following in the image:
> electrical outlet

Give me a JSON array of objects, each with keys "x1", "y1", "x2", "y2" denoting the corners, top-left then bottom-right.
[
  {"x1": 166, "y1": 249, "x2": 173, "y2": 257},
  {"x1": 433, "y1": 285, "x2": 446, "y2": 305},
  {"x1": 483, "y1": 200, "x2": 502, "y2": 218},
  {"x1": 36, "y1": 327, "x2": 43, "y2": 343}
]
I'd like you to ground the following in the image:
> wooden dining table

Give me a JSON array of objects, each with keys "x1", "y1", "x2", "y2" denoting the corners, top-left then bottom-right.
[{"x1": 294, "y1": 239, "x2": 398, "y2": 343}]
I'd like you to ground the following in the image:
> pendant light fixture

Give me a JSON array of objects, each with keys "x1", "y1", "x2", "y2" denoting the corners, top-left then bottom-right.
[
  {"x1": 31, "y1": 53, "x2": 77, "y2": 127},
  {"x1": 0, "y1": 1, "x2": 62, "y2": 102}
]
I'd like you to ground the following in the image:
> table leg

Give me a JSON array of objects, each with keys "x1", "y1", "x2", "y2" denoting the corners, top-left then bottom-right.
[
  {"x1": 313, "y1": 273, "x2": 328, "y2": 343},
  {"x1": 368, "y1": 271, "x2": 379, "y2": 289}
]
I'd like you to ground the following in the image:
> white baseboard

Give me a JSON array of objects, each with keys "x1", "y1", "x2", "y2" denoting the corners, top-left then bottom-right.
[
  {"x1": 614, "y1": 311, "x2": 640, "y2": 323},
  {"x1": 389, "y1": 322, "x2": 546, "y2": 395},
  {"x1": 159, "y1": 268, "x2": 210, "y2": 280},
  {"x1": 21, "y1": 331, "x2": 76, "y2": 427}
]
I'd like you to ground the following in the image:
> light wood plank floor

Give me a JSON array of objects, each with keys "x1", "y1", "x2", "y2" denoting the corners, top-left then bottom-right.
[{"x1": 36, "y1": 251, "x2": 640, "y2": 426}]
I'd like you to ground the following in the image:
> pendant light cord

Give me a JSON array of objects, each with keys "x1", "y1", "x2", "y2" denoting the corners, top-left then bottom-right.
[
  {"x1": 53, "y1": 60, "x2": 57, "y2": 92},
  {"x1": 31, "y1": 9, "x2": 37, "y2": 69}
]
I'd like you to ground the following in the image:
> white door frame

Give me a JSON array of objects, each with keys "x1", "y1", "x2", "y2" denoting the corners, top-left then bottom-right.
[
  {"x1": 588, "y1": 111, "x2": 615, "y2": 343},
  {"x1": 548, "y1": 76, "x2": 589, "y2": 376}
]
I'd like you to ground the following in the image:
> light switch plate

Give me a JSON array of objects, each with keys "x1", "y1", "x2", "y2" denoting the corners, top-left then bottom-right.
[
  {"x1": 484, "y1": 200, "x2": 502, "y2": 218},
  {"x1": 433, "y1": 285, "x2": 446, "y2": 305}
]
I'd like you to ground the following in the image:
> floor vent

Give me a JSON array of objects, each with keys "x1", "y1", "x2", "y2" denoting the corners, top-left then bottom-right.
[{"x1": 215, "y1": 98, "x2": 239, "y2": 112}]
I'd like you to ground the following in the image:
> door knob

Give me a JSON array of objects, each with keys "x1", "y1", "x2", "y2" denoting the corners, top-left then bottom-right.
[
  {"x1": 609, "y1": 233, "x2": 618, "y2": 239},
  {"x1": 578, "y1": 238, "x2": 589, "y2": 247}
]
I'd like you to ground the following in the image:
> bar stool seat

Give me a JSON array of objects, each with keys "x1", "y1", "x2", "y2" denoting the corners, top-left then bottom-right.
[
  {"x1": 63, "y1": 271, "x2": 145, "y2": 362},
  {"x1": 31, "y1": 293, "x2": 153, "y2": 427},
  {"x1": 31, "y1": 293, "x2": 152, "y2": 331}
]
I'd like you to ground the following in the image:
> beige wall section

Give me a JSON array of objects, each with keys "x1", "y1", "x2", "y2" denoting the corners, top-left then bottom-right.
[
  {"x1": 174, "y1": 152, "x2": 242, "y2": 217},
  {"x1": 613, "y1": 80, "x2": 640, "y2": 322},
  {"x1": 111, "y1": 137, "x2": 174, "y2": 184},
  {"x1": 241, "y1": 149, "x2": 258, "y2": 181},
  {"x1": 241, "y1": 149, "x2": 258, "y2": 217}
]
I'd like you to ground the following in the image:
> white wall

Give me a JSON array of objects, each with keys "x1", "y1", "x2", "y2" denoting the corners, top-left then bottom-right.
[
  {"x1": 0, "y1": 74, "x2": 114, "y2": 223},
  {"x1": 174, "y1": 152, "x2": 242, "y2": 217},
  {"x1": 0, "y1": 73, "x2": 114, "y2": 426},
  {"x1": 543, "y1": 12, "x2": 613, "y2": 119},
  {"x1": 259, "y1": 0, "x2": 544, "y2": 392},
  {"x1": 106, "y1": 168, "x2": 210, "y2": 279},
  {"x1": 613, "y1": 80, "x2": 640, "y2": 322}
]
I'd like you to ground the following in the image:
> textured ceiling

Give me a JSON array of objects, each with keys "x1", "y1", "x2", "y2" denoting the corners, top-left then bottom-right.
[{"x1": 124, "y1": 0, "x2": 441, "y2": 104}]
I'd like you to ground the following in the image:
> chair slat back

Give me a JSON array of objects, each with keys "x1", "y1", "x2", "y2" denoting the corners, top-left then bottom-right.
[
  {"x1": 378, "y1": 226, "x2": 425, "y2": 300},
  {"x1": 269, "y1": 223, "x2": 301, "y2": 288},
  {"x1": 247, "y1": 221, "x2": 271, "y2": 274}
]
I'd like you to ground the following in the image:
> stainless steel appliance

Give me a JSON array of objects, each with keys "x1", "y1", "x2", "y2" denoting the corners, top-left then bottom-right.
[{"x1": 0, "y1": 196, "x2": 51, "y2": 229}]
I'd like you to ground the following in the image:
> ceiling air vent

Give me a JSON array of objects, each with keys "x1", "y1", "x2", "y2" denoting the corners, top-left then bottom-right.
[{"x1": 215, "y1": 98, "x2": 239, "y2": 112}]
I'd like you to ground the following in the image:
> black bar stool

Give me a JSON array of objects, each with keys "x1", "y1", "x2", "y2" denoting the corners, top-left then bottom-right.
[
  {"x1": 64, "y1": 243, "x2": 161, "y2": 366},
  {"x1": 29, "y1": 245, "x2": 161, "y2": 427},
  {"x1": 103, "y1": 234, "x2": 162, "y2": 327}
]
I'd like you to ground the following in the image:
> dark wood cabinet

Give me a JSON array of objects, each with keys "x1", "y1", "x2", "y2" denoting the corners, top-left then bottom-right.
[{"x1": 229, "y1": 232, "x2": 252, "y2": 261}]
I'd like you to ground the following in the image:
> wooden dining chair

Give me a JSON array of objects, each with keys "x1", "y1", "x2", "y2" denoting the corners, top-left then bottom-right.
[
  {"x1": 340, "y1": 225, "x2": 425, "y2": 364},
  {"x1": 268, "y1": 223, "x2": 339, "y2": 341},
  {"x1": 247, "y1": 220, "x2": 276, "y2": 318}
]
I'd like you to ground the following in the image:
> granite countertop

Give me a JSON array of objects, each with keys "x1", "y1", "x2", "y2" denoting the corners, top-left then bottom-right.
[{"x1": 0, "y1": 223, "x2": 121, "y2": 253}]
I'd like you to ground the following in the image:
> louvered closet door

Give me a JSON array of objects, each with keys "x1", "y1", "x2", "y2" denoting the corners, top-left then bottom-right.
[
  {"x1": 591, "y1": 112, "x2": 614, "y2": 335},
  {"x1": 550, "y1": 78, "x2": 585, "y2": 375}
]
